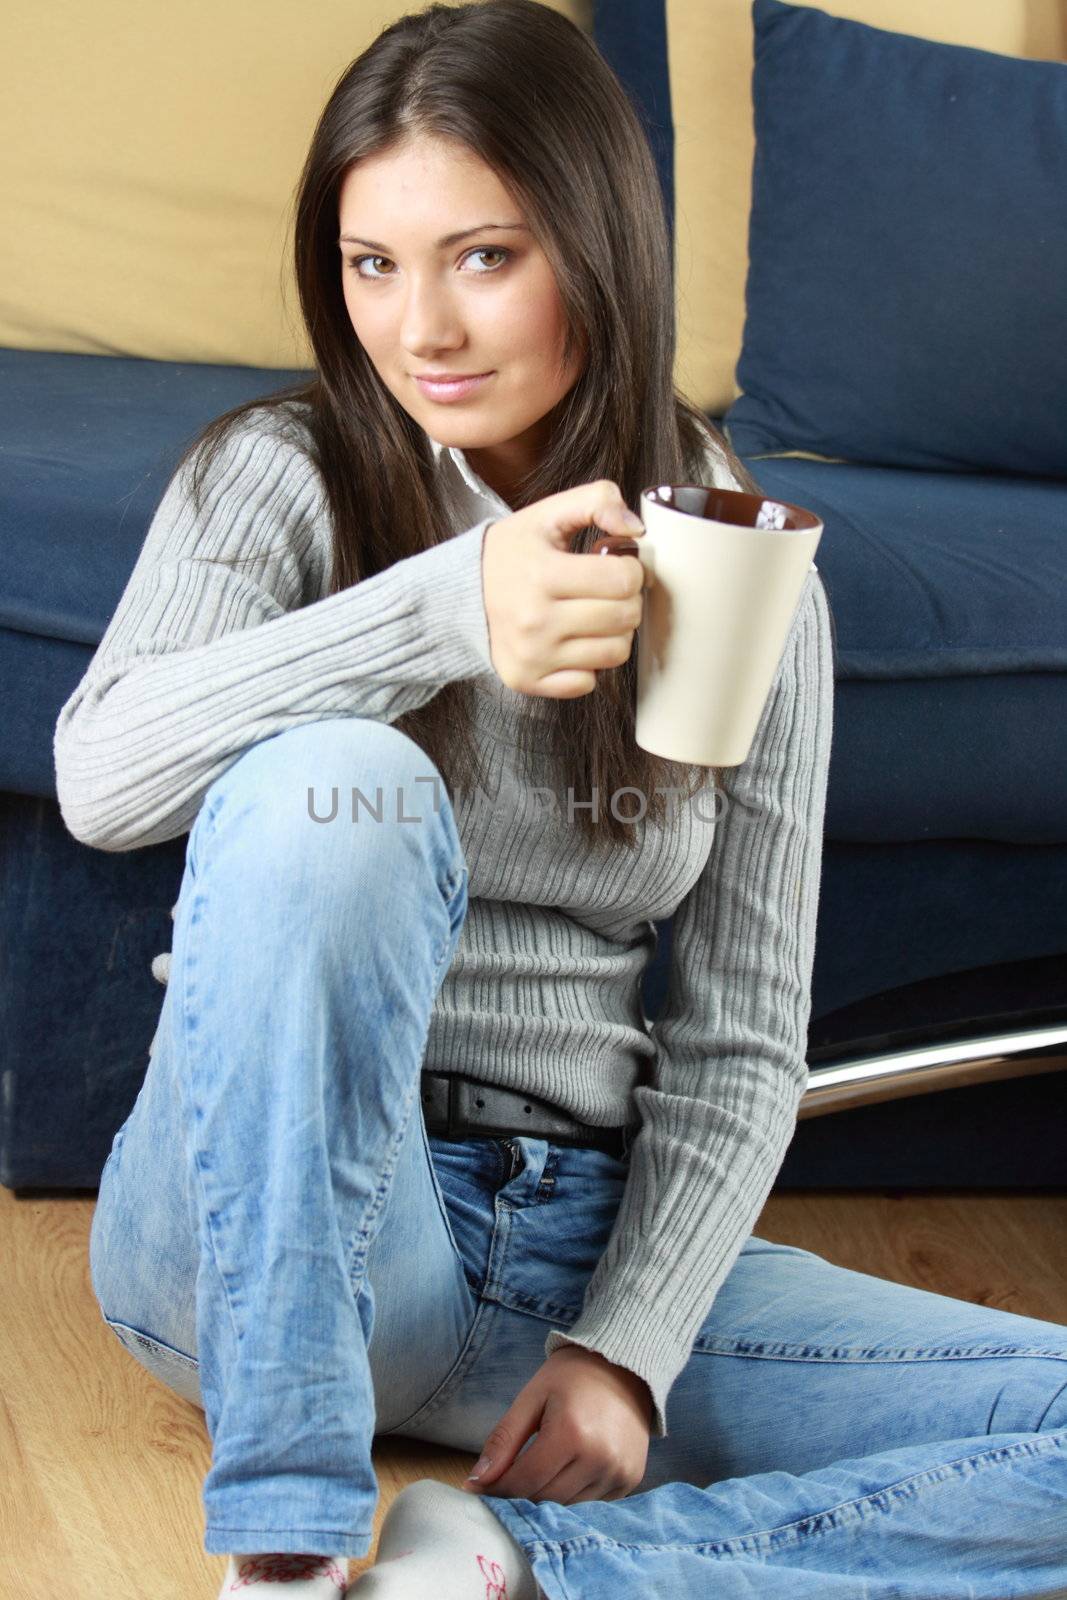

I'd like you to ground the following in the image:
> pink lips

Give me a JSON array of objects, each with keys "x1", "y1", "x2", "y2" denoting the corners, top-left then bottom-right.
[{"x1": 414, "y1": 371, "x2": 494, "y2": 402}]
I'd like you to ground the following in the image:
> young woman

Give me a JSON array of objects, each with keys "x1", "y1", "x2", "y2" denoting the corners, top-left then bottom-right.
[{"x1": 67, "y1": 3, "x2": 1067, "y2": 1597}]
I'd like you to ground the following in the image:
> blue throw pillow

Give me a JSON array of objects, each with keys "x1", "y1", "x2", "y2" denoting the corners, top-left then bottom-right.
[{"x1": 723, "y1": 0, "x2": 1067, "y2": 479}]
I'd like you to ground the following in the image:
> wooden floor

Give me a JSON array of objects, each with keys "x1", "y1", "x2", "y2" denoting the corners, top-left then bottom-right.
[{"x1": 2, "y1": 1180, "x2": 1065, "y2": 1599}]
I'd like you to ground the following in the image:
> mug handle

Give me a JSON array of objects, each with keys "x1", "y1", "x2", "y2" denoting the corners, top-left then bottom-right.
[
  {"x1": 590, "y1": 534, "x2": 640, "y2": 558},
  {"x1": 590, "y1": 533, "x2": 651, "y2": 588}
]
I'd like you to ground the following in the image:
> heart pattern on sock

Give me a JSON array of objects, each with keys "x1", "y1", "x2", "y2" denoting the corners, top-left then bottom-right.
[{"x1": 475, "y1": 1552, "x2": 509, "y2": 1599}]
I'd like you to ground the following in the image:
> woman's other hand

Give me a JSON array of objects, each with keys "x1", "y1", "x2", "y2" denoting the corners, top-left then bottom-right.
[
  {"x1": 480, "y1": 480, "x2": 646, "y2": 700},
  {"x1": 459, "y1": 1343, "x2": 653, "y2": 1505}
]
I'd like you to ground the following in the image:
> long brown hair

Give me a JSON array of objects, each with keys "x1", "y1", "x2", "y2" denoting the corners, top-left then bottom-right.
[{"x1": 172, "y1": 0, "x2": 764, "y2": 848}]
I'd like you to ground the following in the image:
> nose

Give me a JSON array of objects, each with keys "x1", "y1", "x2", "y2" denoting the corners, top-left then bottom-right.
[{"x1": 399, "y1": 273, "x2": 466, "y2": 359}]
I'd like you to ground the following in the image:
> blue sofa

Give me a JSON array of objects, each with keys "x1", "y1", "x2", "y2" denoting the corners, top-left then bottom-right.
[{"x1": 3, "y1": 0, "x2": 1065, "y2": 1191}]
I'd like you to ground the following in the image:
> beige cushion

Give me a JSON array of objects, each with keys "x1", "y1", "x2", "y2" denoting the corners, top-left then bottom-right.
[
  {"x1": 0, "y1": 0, "x2": 590, "y2": 368},
  {"x1": 668, "y1": 0, "x2": 1067, "y2": 417}
]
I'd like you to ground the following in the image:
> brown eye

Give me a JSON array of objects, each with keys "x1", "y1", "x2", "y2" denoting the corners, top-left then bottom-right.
[
  {"x1": 347, "y1": 246, "x2": 512, "y2": 280},
  {"x1": 468, "y1": 248, "x2": 509, "y2": 270},
  {"x1": 349, "y1": 255, "x2": 394, "y2": 279}
]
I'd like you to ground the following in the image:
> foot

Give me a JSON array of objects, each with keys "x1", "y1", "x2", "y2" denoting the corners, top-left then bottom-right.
[{"x1": 346, "y1": 1478, "x2": 542, "y2": 1598}]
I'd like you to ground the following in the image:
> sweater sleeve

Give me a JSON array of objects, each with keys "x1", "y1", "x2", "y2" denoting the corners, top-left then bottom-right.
[
  {"x1": 543, "y1": 562, "x2": 835, "y2": 1438},
  {"x1": 53, "y1": 415, "x2": 498, "y2": 853}
]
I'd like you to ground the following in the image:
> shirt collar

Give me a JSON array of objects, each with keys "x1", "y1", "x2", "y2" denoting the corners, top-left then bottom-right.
[{"x1": 427, "y1": 431, "x2": 511, "y2": 514}]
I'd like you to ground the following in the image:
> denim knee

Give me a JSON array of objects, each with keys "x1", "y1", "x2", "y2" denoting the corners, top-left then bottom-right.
[{"x1": 191, "y1": 717, "x2": 468, "y2": 901}]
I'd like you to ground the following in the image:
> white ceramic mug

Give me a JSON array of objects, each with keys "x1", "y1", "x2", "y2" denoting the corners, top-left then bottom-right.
[{"x1": 593, "y1": 482, "x2": 823, "y2": 766}]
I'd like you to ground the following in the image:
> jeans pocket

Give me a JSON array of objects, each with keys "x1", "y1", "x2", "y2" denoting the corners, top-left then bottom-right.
[{"x1": 103, "y1": 1317, "x2": 204, "y2": 1410}]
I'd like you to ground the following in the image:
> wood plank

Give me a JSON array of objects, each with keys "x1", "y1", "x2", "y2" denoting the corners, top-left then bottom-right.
[{"x1": 2, "y1": 1183, "x2": 1063, "y2": 1595}]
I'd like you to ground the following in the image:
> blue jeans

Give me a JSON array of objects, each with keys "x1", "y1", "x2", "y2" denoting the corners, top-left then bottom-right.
[{"x1": 89, "y1": 718, "x2": 1067, "y2": 1596}]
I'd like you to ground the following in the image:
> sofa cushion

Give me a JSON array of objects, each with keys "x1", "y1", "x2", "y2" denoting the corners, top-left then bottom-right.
[
  {"x1": 746, "y1": 456, "x2": 1067, "y2": 681},
  {"x1": 0, "y1": 348, "x2": 311, "y2": 795},
  {"x1": 640, "y1": 0, "x2": 1067, "y2": 419},
  {"x1": 723, "y1": 0, "x2": 1067, "y2": 478},
  {"x1": 3, "y1": 351, "x2": 1065, "y2": 844},
  {"x1": 745, "y1": 450, "x2": 1067, "y2": 843}
]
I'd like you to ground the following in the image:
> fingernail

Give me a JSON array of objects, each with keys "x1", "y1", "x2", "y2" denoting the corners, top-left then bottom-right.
[
  {"x1": 467, "y1": 1454, "x2": 492, "y2": 1481},
  {"x1": 621, "y1": 510, "x2": 644, "y2": 532}
]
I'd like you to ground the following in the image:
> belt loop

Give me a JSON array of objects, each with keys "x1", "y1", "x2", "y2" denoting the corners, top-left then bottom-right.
[{"x1": 445, "y1": 1073, "x2": 461, "y2": 1140}]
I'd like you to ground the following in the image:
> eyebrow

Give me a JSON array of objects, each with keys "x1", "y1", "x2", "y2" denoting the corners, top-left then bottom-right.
[{"x1": 338, "y1": 222, "x2": 529, "y2": 250}]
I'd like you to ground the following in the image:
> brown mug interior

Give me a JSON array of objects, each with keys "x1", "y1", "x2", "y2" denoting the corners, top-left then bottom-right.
[
  {"x1": 592, "y1": 483, "x2": 819, "y2": 558},
  {"x1": 644, "y1": 482, "x2": 820, "y2": 531}
]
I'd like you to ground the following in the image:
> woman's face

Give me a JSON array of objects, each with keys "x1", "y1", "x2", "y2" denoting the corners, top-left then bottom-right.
[{"x1": 338, "y1": 134, "x2": 585, "y2": 506}]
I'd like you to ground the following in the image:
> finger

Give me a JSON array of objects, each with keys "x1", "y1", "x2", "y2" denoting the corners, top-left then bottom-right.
[
  {"x1": 529, "y1": 1461, "x2": 607, "y2": 1506},
  {"x1": 550, "y1": 594, "x2": 644, "y2": 641},
  {"x1": 591, "y1": 534, "x2": 653, "y2": 591},
  {"x1": 540, "y1": 482, "x2": 644, "y2": 555},
  {"x1": 465, "y1": 1395, "x2": 547, "y2": 1490},
  {"x1": 571, "y1": 1479, "x2": 631, "y2": 1504},
  {"x1": 531, "y1": 668, "x2": 598, "y2": 699},
  {"x1": 545, "y1": 546, "x2": 646, "y2": 600},
  {"x1": 483, "y1": 1433, "x2": 576, "y2": 1503},
  {"x1": 549, "y1": 634, "x2": 635, "y2": 674}
]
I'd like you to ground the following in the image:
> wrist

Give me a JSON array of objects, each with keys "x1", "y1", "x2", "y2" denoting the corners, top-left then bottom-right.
[{"x1": 549, "y1": 1344, "x2": 653, "y2": 1423}]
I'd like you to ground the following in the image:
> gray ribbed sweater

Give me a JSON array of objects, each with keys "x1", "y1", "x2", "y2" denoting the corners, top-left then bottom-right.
[{"x1": 54, "y1": 403, "x2": 834, "y2": 1438}]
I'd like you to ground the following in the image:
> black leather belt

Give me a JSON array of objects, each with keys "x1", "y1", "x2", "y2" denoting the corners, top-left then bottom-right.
[{"x1": 420, "y1": 1069, "x2": 635, "y2": 1161}]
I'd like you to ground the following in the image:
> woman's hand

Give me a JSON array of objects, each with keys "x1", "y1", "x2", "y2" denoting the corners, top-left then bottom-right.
[
  {"x1": 480, "y1": 480, "x2": 647, "y2": 700},
  {"x1": 459, "y1": 1344, "x2": 654, "y2": 1505}
]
